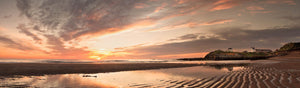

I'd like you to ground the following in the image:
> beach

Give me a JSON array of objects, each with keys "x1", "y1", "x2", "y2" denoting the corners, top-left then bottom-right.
[
  {"x1": 0, "y1": 63, "x2": 202, "y2": 76},
  {"x1": 0, "y1": 51, "x2": 300, "y2": 88},
  {"x1": 129, "y1": 51, "x2": 300, "y2": 88}
]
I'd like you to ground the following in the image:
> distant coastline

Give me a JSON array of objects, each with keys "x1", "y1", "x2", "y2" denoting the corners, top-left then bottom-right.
[{"x1": 178, "y1": 42, "x2": 300, "y2": 61}]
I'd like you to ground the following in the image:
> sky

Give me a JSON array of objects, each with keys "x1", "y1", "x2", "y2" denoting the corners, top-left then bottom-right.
[{"x1": 0, "y1": 0, "x2": 299, "y2": 60}]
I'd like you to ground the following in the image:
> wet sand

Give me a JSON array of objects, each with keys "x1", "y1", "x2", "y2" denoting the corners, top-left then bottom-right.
[
  {"x1": 130, "y1": 63, "x2": 300, "y2": 88},
  {"x1": 1, "y1": 51, "x2": 299, "y2": 88},
  {"x1": 130, "y1": 51, "x2": 300, "y2": 88},
  {"x1": 0, "y1": 63, "x2": 203, "y2": 77}
]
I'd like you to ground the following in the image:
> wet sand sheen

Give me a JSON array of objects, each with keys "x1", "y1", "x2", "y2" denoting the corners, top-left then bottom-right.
[
  {"x1": 1, "y1": 51, "x2": 300, "y2": 88},
  {"x1": 0, "y1": 63, "x2": 203, "y2": 76},
  {"x1": 130, "y1": 64, "x2": 300, "y2": 88},
  {"x1": 129, "y1": 53, "x2": 300, "y2": 88}
]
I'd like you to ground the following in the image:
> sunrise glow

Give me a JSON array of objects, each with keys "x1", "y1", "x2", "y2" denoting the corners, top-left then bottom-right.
[{"x1": 0, "y1": 0, "x2": 299, "y2": 60}]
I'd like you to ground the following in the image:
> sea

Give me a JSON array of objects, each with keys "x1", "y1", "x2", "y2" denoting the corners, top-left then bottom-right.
[{"x1": 0, "y1": 58, "x2": 258, "y2": 64}]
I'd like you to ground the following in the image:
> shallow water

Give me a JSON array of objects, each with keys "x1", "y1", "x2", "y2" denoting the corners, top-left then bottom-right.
[{"x1": 0, "y1": 65, "x2": 245, "y2": 88}]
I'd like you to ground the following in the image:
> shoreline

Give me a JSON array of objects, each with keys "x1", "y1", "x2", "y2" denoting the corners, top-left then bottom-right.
[
  {"x1": 0, "y1": 63, "x2": 204, "y2": 77},
  {"x1": 0, "y1": 51, "x2": 298, "y2": 77},
  {"x1": 0, "y1": 52, "x2": 299, "y2": 87},
  {"x1": 0, "y1": 62, "x2": 254, "y2": 77}
]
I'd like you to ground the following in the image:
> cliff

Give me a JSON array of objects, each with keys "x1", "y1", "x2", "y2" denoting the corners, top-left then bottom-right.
[
  {"x1": 178, "y1": 42, "x2": 300, "y2": 61},
  {"x1": 278, "y1": 42, "x2": 300, "y2": 51},
  {"x1": 203, "y1": 50, "x2": 272, "y2": 60},
  {"x1": 274, "y1": 42, "x2": 300, "y2": 56}
]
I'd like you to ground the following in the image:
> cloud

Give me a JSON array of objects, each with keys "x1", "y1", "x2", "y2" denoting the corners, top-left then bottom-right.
[
  {"x1": 249, "y1": 11, "x2": 272, "y2": 14},
  {"x1": 246, "y1": 6, "x2": 272, "y2": 14},
  {"x1": 281, "y1": 16, "x2": 300, "y2": 21},
  {"x1": 178, "y1": 34, "x2": 199, "y2": 40},
  {"x1": 168, "y1": 33, "x2": 200, "y2": 41},
  {"x1": 16, "y1": 0, "x2": 155, "y2": 41},
  {"x1": 154, "y1": 3, "x2": 167, "y2": 13},
  {"x1": 201, "y1": 19, "x2": 233, "y2": 25},
  {"x1": 149, "y1": 18, "x2": 233, "y2": 32},
  {"x1": 17, "y1": 24, "x2": 42, "y2": 43},
  {"x1": 210, "y1": 0, "x2": 251, "y2": 11},
  {"x1": 134, "y1": 3, "x2": 149, "y2": 9},
  {"x1": 44, "y1": 35, "x2": 90, "y2": 57},
  {"x1": 121, "y1": 25, "x2": 300, "y2": 57},
  {"x1": 0, "y1": 35, "x2": 33, "y2": 50},
  {"x1": 247, "y1": 6, "x2": 264, "y2": 10},
  {"x1": 15, "y1": 0, "x2": 226, "y2": 40},
  {"x1": 3, "y1": 14, "x2": 12, "y2": 18},
  {"x1": 262, "y1": 0, "x2": 296, "y2": 5},
  {"x1": 0, "y1": 27, "x2": 5, "y2": 30}
]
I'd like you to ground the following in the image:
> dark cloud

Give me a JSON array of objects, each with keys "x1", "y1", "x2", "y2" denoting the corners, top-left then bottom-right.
[
  {"x1": 44, "y1": 35, "x2": 89, "y2": 56},
  {"x1": 125, "y1": 25, "x2": 300, "y2": 56},
  {"x1": 168, "y1": 33, "x2": 200, "y2": 41},
  {"x1": 0, "y1": 36, "x2": 33, "y2": 50},
  {"x1": 16, "y1": 0, "x2": 154, "y2": 40},
  {"x1": 179, "y1": 34, "x2": 199, "y2": 40},
  {"x1": 281, "y1": 16, "x2": 300, "y2": 21},
  {"x1": 17, "y1": 24, "x2": 42, "y2": 43},
  {"x1": 15, "y1": 0, "x2": 237, "y2": 41}
]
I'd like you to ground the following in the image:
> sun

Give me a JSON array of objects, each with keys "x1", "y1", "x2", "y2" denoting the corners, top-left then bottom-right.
[
  {"x1": 96, "y1": 57, "x2": 101, "y2": 60},
  {"x1": 89, "y1": 56, "x2": 102, "y2": 60}
]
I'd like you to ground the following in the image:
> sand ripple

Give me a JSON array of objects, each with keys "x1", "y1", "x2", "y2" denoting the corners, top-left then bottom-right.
[{"x1": 129, "y1": 64, "x2": 300, "y2": 88}]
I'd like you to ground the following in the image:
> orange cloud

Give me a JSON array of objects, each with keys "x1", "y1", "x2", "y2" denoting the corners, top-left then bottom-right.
[
  {"x1": 149, "y1": 19, "x2": 233, "y2": 32},
  {"x1": 0, "y1": 26, "x2": 6, "y2": 30},
  {"x1": 213, "y1": 0, "x2": 231, "y2": 5},
  {"x1": 247, "y1": 6, "x2": 264, "y2": 10},
  {"x1": 0, "y1": 46, "x2": 52, "y2": 59},
  {"x1": 210, "y1": 0, "x2": 251, "y2": 11},
  {"x1": 80, "y1": 19, "x2": 155, "y2": 38},
  {"x1": 210, "y1": 3, "x2": 237, "y2": 11},
  {"x1": 135, "y1": 3, "x2": 148, "y2": 9},
  {"x1": 176, "y1": 0, "x2": 189, "y2": 4},
  {"x1": 84, "y1": 10, "x2": 108, "y2": 21},
  {"x1": 149, "y1": 22, "x2": 198, "y2": 32},
  {"x1": 201, "y1": 19, "x2": 233, "y2": 25},
  {"x1": 154, "y1": 3, "x2": 167, "y2": 13}
]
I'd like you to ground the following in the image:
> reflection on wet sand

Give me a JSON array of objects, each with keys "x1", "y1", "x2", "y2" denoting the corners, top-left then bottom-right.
[
  {"x1": 0, "y1": 74, "x2": 116, "y2": 88},
  {"x1": 0, "y1": 65, "x2": 244, "y2": 88},
  {"x1": 130, "y1": 64, "x2": 300, "y2": 88},
  {"x1": 1, "y1": 59, "x2": 299, "y2": 88}
]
